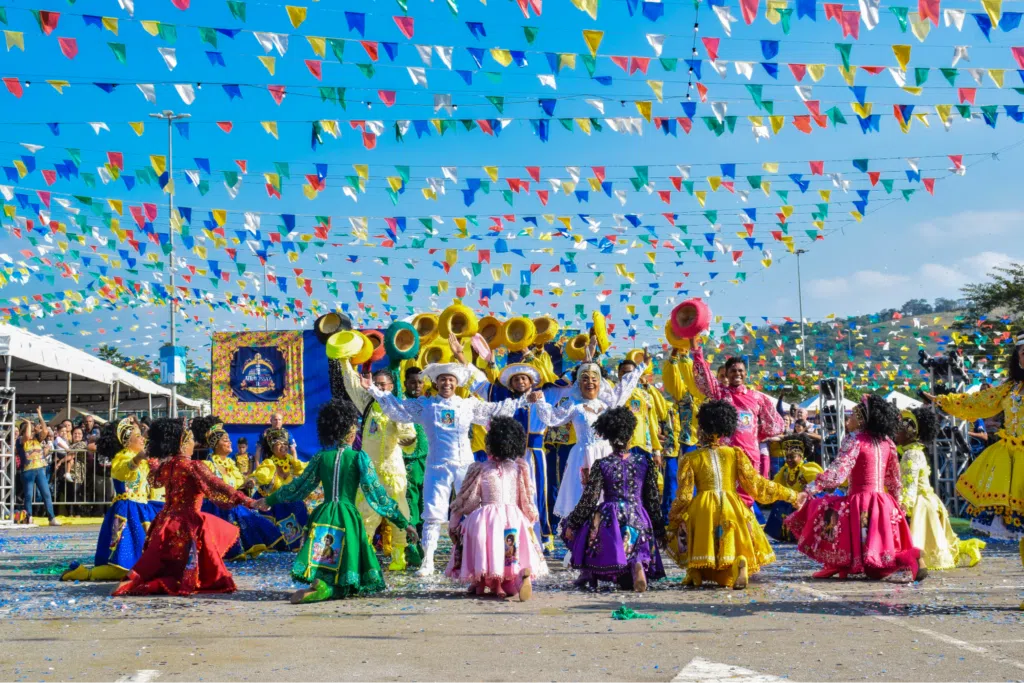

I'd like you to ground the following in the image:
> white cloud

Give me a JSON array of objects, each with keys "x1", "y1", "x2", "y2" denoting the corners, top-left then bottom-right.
[
  {"x1": 807, "y1": 251, "x2": 1020, "y2": 314},
  {"x1": 913, "y1": 210, "x2": 1024, "y2": 239}
]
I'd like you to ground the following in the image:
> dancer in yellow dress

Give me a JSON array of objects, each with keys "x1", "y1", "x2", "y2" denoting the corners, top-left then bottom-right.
[
  {"x1": 926, "y1": 334, "x2": 1024, "y2": 542},
  {"x1": 896, "y1": 407, "x2": 985, "y2": 570},
  {"x1": 666, "y1": 400, "x2": 804, "y2": 589}
]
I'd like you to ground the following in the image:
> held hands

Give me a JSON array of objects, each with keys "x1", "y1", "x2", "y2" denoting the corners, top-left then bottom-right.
[
  {"x1": 563, "y1": 527, "x2": 575, "y2": 543},
  {"x1": 252, "y1": 499, "x2": 270, "y2": 512},
  {"x1": 795, "y1": 492, "x2": 809, "y2": 508},
  {"x1": 406, "y1": 527, "x2": 420, "y2": 545}
]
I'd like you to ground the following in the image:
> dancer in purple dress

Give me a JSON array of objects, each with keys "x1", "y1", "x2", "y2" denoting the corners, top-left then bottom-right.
[{"x1": 562, "y1": 406, "x2": 665, "y2": 592}]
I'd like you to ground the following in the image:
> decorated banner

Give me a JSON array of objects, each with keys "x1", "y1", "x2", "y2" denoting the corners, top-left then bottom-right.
[{"x1": 213, "y1": 330, "x2": 304, "y2": 423}]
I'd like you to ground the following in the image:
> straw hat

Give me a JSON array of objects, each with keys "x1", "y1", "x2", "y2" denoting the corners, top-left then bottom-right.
[
  {"x1": 326, "y1": 330, "x2": 363, "y2": 360},
  {"x1": 499, "y1": 363, "x2": 541, "y2": 388},
  {"x1": 438, "y1": 303, "x2": 479, "y2": 339}
]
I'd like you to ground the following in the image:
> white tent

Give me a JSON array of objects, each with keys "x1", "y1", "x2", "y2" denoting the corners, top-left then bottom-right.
[
  {"x1": 0, "y1": 324, "x2": 208, "y2": 418},
  {"x1": 764, "y1": 395, "x2": 792, "y2": 414},
  {"x1": 798, "y1": 394, "x2": 858, "y2": 414},
  {"x1": 885, "y1": 390, "x2": 923, "y2": 410}
]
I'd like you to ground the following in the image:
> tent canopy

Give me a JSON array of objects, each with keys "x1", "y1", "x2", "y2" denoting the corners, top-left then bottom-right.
[
  {"x1": 885, "y1": 390, "x2": 924, "y2": 410},
  {"x1": 0, "y1": 324, "x2": 207, "y2": 417},
  {"x1": 798, "y1": 394, "x2": 858, "y2": 414}
]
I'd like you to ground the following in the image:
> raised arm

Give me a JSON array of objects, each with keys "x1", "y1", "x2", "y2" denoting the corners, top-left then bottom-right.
[
  {"x1": 601, "y1": 363, "x2": 647, "y2": 408},
  {"x1": 804, "y1": 433, "x2": 861, "y2": 497},
  {"x1": 338, "y1": 358, "x2": 373, "y2": 412},
  {"x1": 935, "y1": 383, "x2": 1011, "y2": 421},
  {"x1": 449, "y1": 462, "x2": 485, "y2": 531},
  {"x1": 662, "y1": 357, "x2": 685, "y2": 402},
  {"x1": 368, "y1": 384, "x2": 426, "y2": 424},
  {"x1": 691, "y1": 345, "x2": 725, "y2": 400},
  {"x1": 190, "y1": 460, "x2": 254, "y2": 510},
  {"x1": 534, "y1": 398, "x2": 575, "y2": 428},
  {"x1": 357, "y1": 450, "x2": 408, "y2": 530},
  {"x1": 735, "y1": 447, "x2": 798, "y2": 505},
  {"x1": 469, "y1": 395, "x2": 521, "y2": 425}
]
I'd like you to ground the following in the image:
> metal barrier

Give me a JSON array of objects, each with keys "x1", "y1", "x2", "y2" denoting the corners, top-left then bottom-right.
[{"x1": 19, "y1": 447, "x2": 116, "y2": 516}]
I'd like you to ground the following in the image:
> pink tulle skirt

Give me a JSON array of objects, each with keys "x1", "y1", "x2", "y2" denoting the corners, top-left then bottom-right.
[
  {"x1": 786, "y1": 490, "x2": 920, "y2": 577},
  {"x1": 445, "y1": 503, "x2": 549, "y2": 583}
]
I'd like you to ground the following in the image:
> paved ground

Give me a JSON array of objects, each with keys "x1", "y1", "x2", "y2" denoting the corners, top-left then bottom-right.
[{"x1": 1, "y1": 525, "x2": 1023, "y2": 682}]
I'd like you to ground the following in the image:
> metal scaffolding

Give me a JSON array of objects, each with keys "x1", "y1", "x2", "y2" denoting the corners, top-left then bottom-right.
[
  {"x1": 818, "y1": 378, "x2": 845, "y2": 467},
  {"x1": 929, "y1": 368, "x2": 972, "y2": 515},
  {"x1": 0, "y1": 387, "x2": 16, "y2": 526}
]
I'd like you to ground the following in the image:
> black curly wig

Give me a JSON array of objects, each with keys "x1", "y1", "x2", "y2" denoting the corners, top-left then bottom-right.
[
  {"x1": 1009, "y1": 342, "x2": 1024, "y2": 382},
  {"x1": 486, "y1": 416, "x2": 527, "y2": 461},
  {"x1": 148, "y1": 417, "x2": 186, "y2": 460},
  {"x1": 697, "y1": 399, "x2": 739, "y2": 440},
  {"x1": 909, "y1": 406, "x2": 940, "y2": 444},
  {"x1": 189, "y1": 414, "x2": 222, "y2": 460},
  {"x1": 859, "y1": 394, "x2": 900, "y2": 439},
  {"x1": 317, "y1": 398, "x2": 361, "y2": 448},
  {"x1": 96, "y1": 420, "x2": 124, "y2": 460},
  {"x1": 594, "y1": 406, "x2": 637, "y2": 452}
]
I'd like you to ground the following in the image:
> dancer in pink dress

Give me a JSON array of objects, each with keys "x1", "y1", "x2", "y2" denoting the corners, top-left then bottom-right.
[
  {"x1": 446, "y1": 417, "x2": 548, "y2": 600},
  {"x1": 786, "y1": 395, "x2": 927, "y2": 582}
]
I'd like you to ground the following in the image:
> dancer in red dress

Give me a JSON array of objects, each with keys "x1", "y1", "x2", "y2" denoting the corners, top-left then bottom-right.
[
  {"x1": 786, "y1": 395, "x2": 927, "y2": 582},
  {"x1": 113, "y1": 418, "x2": 260, "y2": 597}
]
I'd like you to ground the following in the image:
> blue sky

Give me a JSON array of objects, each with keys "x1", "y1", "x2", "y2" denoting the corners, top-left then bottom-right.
[{"x1": 1, "y1": 0, "x2": 1022, "y2": 366}]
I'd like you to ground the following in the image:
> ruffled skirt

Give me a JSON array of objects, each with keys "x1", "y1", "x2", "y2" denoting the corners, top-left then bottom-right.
[
  {"x1": 445, "y1": 502, "x2": 548, "y2": 584},
  {"x1": 666, "y1": 490, "x2": 777, "y2": 576},
  {"x1": 907, "y1": 488, "x2": 985, "y2": 570},
  {"x1": 956, "y1": 439, "x2": 1024, "y2": 536},
  {"x1": 201, "y1": 500, "x2": 285, "y2": 559},
  {"x1": 786, "y1": 490, "x2": 919, "y2": 576},
  {"x1": 112, "y1": 509, "x2": 240, "y2": 596},
  {"x1": 553, "y1": 441, "x2": 610, "y2": 520},
  {"x1": 566, "y1": 500, "x2": 665, "y2": 583},
  {"x1": 94, "y1": 499, "x2": 162, "y2": 570}
]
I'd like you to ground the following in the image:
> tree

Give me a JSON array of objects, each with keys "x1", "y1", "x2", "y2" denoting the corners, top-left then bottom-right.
[
  {"x1": 96, "y1": 344, "x2": 211, "y2": 403},
  {"x1": 900, "y1": 298, "x2": 934, "y2": 316},
  {"x1": 961, "y1": 262, "x2": 1024, "y2": 318},
  {"x1": 932, "y1": 297, "x2": 962, "y2": 313}
]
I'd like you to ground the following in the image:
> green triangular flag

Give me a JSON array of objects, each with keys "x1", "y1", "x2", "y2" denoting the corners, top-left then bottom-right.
[
  {"x1": 523, "y1": 26, "x2": 539, "y2": 43},
  {"x1": 633, "y1": 166, "x2": 649, "y2": 185},
  {"x1": 199, "y1": 26, "x2": 217, "y2": 48},
  {"x1": 318, "y1": 86, "x2": 337, "y2": 103},
  {"x1": 559, "y1": 118, "x2": 574, "y2": 131},
  {"x1": 882, "y1": 179, "x2": 895, "y2": 193},
  {"x1": 483, "y1": 71, "x2": 502, "y2": 84},
  {"x1": 108, "y1": 42, "x2": 127, "y2": 64},
  {"x1": 835, "y1": 43, "x2": 852, "y2": 70},
  {"x1": 328, "y1": 38, "x2": 344, "y2": 62},
  {"x1": 0, "y1": 8, "x2": 7, "y2": 25},
  {"x1": 273, "y1": 162, "x2": 290, "y2": 179},
  {"x1": 356, "y1": 63, "x2": 374, "y2": 78},
  {"x1": 570, "y1": 56, "x2": 596, "y2": 82},
  {"x1": 486, "y1": 95, "x2": 504, "y2": 113},
  {"x1": 67, "y1": 147, "x2": 81, "y2": 165},
  {"x1": 227, "y1": 1, "x2": 246, "y2": 21},
  {"x1": 890, "y1": 6, "x2": 909, "y2": 31},
  {"x1": 940, "y1": 67, "x2": 957, "y2": 86},
  {"x1": 914, "y1": 67, "x2": 929, "y2": 86},
  {"x1": 197, "y1": 180, "x2": 210, "y2": 196},
  {"x1": 337, "y1": 87, "x2": 346, "y2": 109},
  {"x1": 826, "y1": 106, "x2": 847, "y2": 126},
  {"x1": 704, "y1": 210, "x2": 718, "y2": 224},
  {"x1": 777, "y1": 190, "x2": 789, "y2": 202},
  {"x1": 778, "y1": 7, "x2": 793, "y2": 33},
  {"x1": 901, "y1": 189, "x2": 916, "y2": 201},
  {"x1": 158, "y1": 23, "x2": 177, "y2": 43},
  {"x1": 502, "y1": 190, "x2": 514, "y2": 206},
  {"x1": 762, "y1": 100, "x2": 774, "y2": 115},
  {"x1": 956, "y1": 104, "x2": 971, "y2": 118},
  {"x1": 981, "y1": 105, "x2": 998, "y2": 126},
  {"x1": 747, "y1": 175, "x2": 761, "y2": 188},
  {"x1": 395, "y1": 165, "x2": 410, "y2": 183},
  {"x1": 746, "y1": 84, "x2": 763, "y2": 109},
  {"x1": 659, "y1": 57, "x2": 678, "y2": 71},
  {"x1": 724, "y1": 116, "x2": 737, "y2": 133}
]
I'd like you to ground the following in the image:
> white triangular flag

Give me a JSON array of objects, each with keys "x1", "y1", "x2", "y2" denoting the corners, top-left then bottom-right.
[
  {"x1": 407, "y1": 67, "x2": 428, "y2": 87},
  {"x1": 713, "y1": 5, "x2": 738, "y2": 35},
  {"x1": 157, "y1": 47, "x2": 177, "y2": 70},
  {"x1": 952, "y1": 45, "x2": 970, "y2": 66},
  {"x1": 174, "y1": 83, "x2": 196, "y2": 105},
  {"x1": 435, "y1": 45, "x2": 453, "y2": 69},
  {"x1": 858, "y1": 0, "x2": 880, "y2": 29},
  {"x1": 137, "y1": 83, "x2": 156, "y2": 103},
  {"x1": 943, "y1": 8, "x2": 965, "y2": 29},
  {"x1": 645, "y1": 33, "x2": 665, "y2": 57},
  {"x1": 414, "y1": 44, "x2": 433, "y2": 66},
  {"x1": 538, "y1": 74, "x2": 557, "y2": 89},
  {"x1": 734, "y1": 61, "x2": 754, "y2": 80}
]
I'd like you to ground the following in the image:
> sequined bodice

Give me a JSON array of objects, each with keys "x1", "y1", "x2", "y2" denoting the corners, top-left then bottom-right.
[
  {"x1": 597, "y1": 452, "x2": 648, "y2": 504},
  {"x1": 480, "y1": 460, "x2": 521, "y2": 506}
]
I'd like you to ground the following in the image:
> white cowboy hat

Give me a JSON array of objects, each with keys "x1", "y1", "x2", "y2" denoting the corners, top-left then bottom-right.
[
  {"x1": 423, "y1": 362, "x2": 473, "y2": 387},
  {"x1": 499, "y1": 363, "x2": 541, "y2": 388}
]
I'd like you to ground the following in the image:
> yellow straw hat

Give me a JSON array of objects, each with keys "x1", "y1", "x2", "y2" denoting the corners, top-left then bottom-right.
[
  {"x1": 351, "y1": 330, "x2": 374, "y2": 365},
  {"x1": 438, "y1": 303, "x2": 479, "y2": 339},
  {"x1": 477, "y1": 316, "x2": 503, "y2": 349},
  {"x1": 501, "y1": 317, "x2": 536, "y2": 352},
  {"x1": 412, "y1": 313, "x2": 439, "y2": 345},
  {"x1": 532, "y1": 316, "x2": 559, "y2": 345},
  {"x1": 565, "y1": 333, "x2": 590, "y2": 362},
  {"x1": 326, "y1": 330, "x2": 363, "y2": 360},
  {"x1": 592, "y1": 311, "x2": 611, "y2": 353}
]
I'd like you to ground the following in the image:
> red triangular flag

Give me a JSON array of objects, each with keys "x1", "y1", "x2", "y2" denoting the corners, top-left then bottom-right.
[
  {"x1": 788, "y1": 63, "x2": 806, "y2": 81},
  {"x1": 305, "y1": 60, "x2": 323, "y2": 81},
  {"x1": 393, "y1": 16, "x2": 415, "y2": 38},
  {"x1": 217, "y1": 121, "x2": 233, "y2": 133},
  {"x1": 378, "y1": 90, "x2": 396, "y2": 106},
  {"x1": 740, "y1": 0, "x2": 759, "y2": 23},
  {"x1": 58, "y1": 37, "x2": 78, "y2": 59},
  {"x1": 701, "y1": 37, "x2": 720, "y2": 61},
  {"x1": 268, "y1": 84, "x2": 286, "y2": 105}
]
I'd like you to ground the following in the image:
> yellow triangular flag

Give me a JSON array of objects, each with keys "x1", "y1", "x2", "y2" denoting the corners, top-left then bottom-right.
[
  {"x1": 141, "y1": 21, "x2": 160, "y2": 36},
  {"x1": 935, "y1": 104, "x2": 951, "y2": 124},
  {"x1": 307, "y1": 36, "x2": 326, "y2": 58},
  {"x1": 572, "y1": 0, "x2": 598, "y2": 20},
  {"x1": 762, "y1": 162, "x2": 779, "y2": 173},
  {"x1": 902, "y1": 86, "x2": 922, "y2": 96},
  {"x1": 102, "y1": 17, "x2": 118, "y2": 35},
  {"x1": 490, "y1": 48, "x2": 513, "y2": 67},
  {"x1": 819, "y1": 189, "x2": 831, "y2": 202},
  {"x1": 988, "y1": 69, "x2": 1005, "y2": 88},
  {"x1": 838, "y1": 65, "x2": 856, "y2": 86},
  {"x1": 129, "y1": 122, "x2": 144, "y2": 136},
  {"x1": 261, "y1": 121, "x2": 279, "y2": 139},
  {"x1": 851, "y1": 102, "x2": 873, "y2": 118},
  {"x1": 483, "y1": 166, "x2": 499, "y2": 181},
  {"x1": 149, "y1": 155, "x2": 167, "y2": 175},
  {"x1": 646, "y1": 80, "x2": 663, "y2": 102},
  {"x1": 769, "y1": 116, "x2": 785, "y2": 134},
  {"x1": 765, "y1": 0, "x2": 788, "y2": 23},
  {"x1": 635, "y1": 100, "x2": 652, "y2": 121},
  {"x1": 576, "y1": 118, "x2": 592, "y2": 134},
  {"x1": 559, "y1": 53, "x2": 577, "y2": 70},
  {"x1": 892, "y1": 45, "x2": 911, "y2": 71},
  {"x1": 258, "y1": 56, "x2": 276, "y2": 75},
  {"x1": 5, "y1": 31, "x2": 25, "y2": 51},
  {"x1": 708, "y1": 176, "x2": 722, "y2": 191},
  {"x1": 982, "y1": 0, "x2": 1001, "y2": 25},
  {"x1": 582, "y1": 30, "x2": 604, "y2": 57},
  {"x1": 286, "y1": 6, "x2": 308, "y2": 28},
  {"x1": 46, "y1": 80, "x2": 69, "y2": 93},
  {"x1": 354, "y1": 164, "x2": 369, "y2": 180},
  {"x1": 807, "y1": 64, "x2": 826, "y2": 82},
  {"x1": 694, "y1": 191, "x2": 707, "y2": 207}
]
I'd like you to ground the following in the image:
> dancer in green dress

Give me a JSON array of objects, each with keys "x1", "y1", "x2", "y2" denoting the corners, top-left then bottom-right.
[
  {"x1": 263, "y1": 399, "x2": 418, "y2": 604},
  {"x1": 402, "y1": 367, "x2": 429, "y2": 568}
]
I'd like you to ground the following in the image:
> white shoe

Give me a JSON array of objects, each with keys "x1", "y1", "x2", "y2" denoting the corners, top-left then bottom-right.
[{"x1": 414, "y1": 563, "x2": 435, "y2": 577}]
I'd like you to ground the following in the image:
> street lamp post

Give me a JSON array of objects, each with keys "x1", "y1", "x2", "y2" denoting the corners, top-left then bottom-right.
[
  {"x1": 149, "y1": 110, "x2": 190, "y2": 418},
  {"x1": 795, "y1": 248, "x2": 808, "y2": 371}
]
